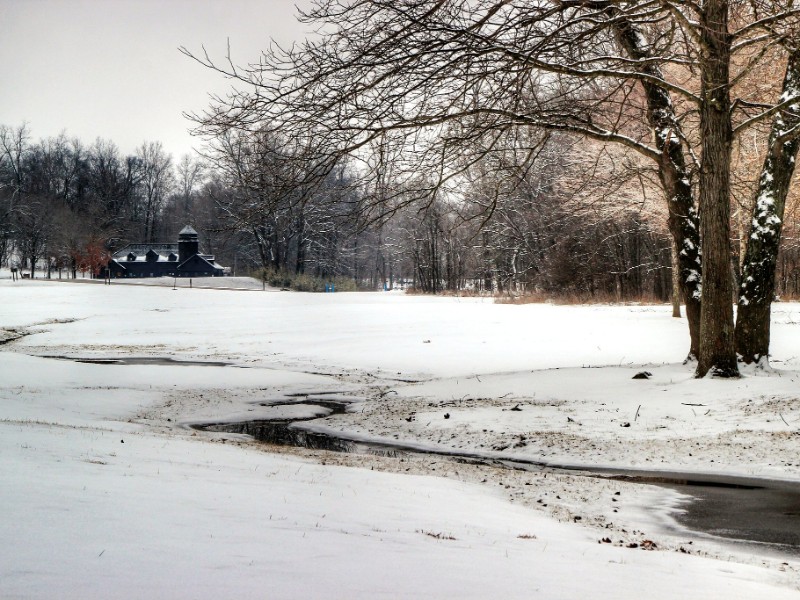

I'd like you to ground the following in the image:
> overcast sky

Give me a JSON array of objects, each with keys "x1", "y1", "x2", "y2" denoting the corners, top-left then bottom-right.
[{"x1": 1, "y1": 0, "x2": 311, "y2": 158}]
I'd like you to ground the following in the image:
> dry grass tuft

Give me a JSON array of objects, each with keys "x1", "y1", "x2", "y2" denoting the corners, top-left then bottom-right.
[
  {"x1": 417, "y1": 530, "x2": 457, "y2": 540},
  {"x1": 496, "y1": 291, "x2": 671, "y2": 306}
]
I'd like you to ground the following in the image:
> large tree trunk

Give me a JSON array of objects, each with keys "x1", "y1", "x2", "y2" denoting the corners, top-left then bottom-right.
[
  {"x1": 696, "y1": 1, "x2": 738, "y2": 378},
  {"x1": 614, "y1": 18, "x2": 702, "y2": 358},
  {"x1": 735, "y1": 48, "x2": 800, "y2": 365}
]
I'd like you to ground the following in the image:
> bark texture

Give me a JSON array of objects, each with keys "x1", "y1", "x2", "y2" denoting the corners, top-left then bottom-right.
[
  {"x1": 735, "y1": 48, "x2": 800, "y2": 364},
  {"x1": 671, "y1": 244, "x2": 681, "y2": 318},
  {"x1": 696, "y1": 1, "x2": 738, "y2": 377},
  {"x1": 614, "y1": 17, "x2": 702, "y2": 358}
]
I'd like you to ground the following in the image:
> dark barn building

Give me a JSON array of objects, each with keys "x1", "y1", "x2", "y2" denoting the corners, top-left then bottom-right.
[{"x1": 106, "y1": 226, "x2": 225, "y2": 278}]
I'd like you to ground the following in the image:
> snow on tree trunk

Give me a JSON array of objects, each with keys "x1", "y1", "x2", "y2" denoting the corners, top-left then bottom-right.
[
  {"x1": 614, "y1": 18, "x2": 701, "y2": 358},
  {"x1": 735, "y1": 48, "x2": 800, "y2": 365},
  {"x1": 696, "y1": 1, "x2": 738, "y2": 378},
  {"x1": 666, "y1": 168, "x2": 702, "y2": 360}
]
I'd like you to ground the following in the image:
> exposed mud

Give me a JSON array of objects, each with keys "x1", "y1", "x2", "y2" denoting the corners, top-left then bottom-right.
[
  {"x1": 0, "y1": 328, "x2": 29, "y2": 346},
  {"x1": 0, "y1": 318, "x2": 83, "y2": 347}
]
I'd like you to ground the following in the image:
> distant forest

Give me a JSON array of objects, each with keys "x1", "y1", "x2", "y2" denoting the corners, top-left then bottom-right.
[
  {"x1": 0, "y1": 123, "x2": 672, "y2": 298},
  {"x1": 2, "y1": 120, "x2": 799, "y2": 301}
]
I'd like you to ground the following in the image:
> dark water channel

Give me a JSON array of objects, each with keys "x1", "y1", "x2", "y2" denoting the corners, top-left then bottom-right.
[
  {"x1": 516, "y1": 465, "x2": 800, "y2": 554},
  {"x1": 654, "y1": 476, "x2": 800, "y2": 550},
  {"x1": 35, "y1": 355, "x2": 800, "y2": 556},
  {"x1": 198, "y1": 399, "x2": 800, "y2": 558},
  {"x1": 45, "y1": 355, "x2": 236, "y2": 367}
]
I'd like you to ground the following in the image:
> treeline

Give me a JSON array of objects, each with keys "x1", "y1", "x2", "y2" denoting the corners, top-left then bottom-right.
[
  {"x1": 4, "y1": 121, "x2": 800, "y2": 303},
  {"x1": 0, "y1": 125, "x2": 217, "y2": 277}
]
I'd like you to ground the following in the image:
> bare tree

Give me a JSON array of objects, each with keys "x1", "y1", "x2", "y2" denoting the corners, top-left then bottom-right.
[
  {"x1": 184, "y1": 1, "x2": 800, "y2": 376},
  {"x1": 86, "y1": 138, "x2": 141, "y2": 234},
  {"x1": 176, "y1": 153, "x2": 205, "y2": 213},
  {"x1": 136, "y1": 141, "x2": 174, "y2": 243},
  {"x1": 0, "y1": 125, "x2": 31, "y2": 266},
  {"x1": 735, "y1": 46, "x2": 800, "y2": 364}
]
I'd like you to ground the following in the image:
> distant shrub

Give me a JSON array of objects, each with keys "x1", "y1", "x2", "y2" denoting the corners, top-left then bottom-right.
[
  {"x1": 254, "y1": 268, "x2": 358, "y2": 293},
  {"x1": 494, "y1": 290, "x2": 668, "y2": 305}
]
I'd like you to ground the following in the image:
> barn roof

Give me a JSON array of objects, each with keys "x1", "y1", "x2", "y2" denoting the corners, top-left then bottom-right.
[{"x1": 112, "y1": 244, "x2": 177, "y2": 260}]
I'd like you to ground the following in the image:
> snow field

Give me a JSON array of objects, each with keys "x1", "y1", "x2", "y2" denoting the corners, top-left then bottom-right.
[{"x1": 2, "y1": 279, "x2": 800, "y2": 598}]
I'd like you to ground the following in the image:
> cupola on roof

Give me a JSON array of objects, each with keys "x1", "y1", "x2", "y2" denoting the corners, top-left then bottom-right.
[{"x1": 179, "y1": 225, "x2": 198, "y2": 238}]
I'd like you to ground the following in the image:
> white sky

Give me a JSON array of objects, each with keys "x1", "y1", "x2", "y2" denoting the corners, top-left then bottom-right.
[{"x1": 1, "y1": 0, "x2": 311, "y2": 159}]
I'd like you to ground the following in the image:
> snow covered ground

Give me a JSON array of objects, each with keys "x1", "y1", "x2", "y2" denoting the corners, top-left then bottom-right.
[
  {"x1": 109, "y1": 275, "x2": 275, "y2": 291},
  {"x1": 2, "y1": 278, "x2": 800, "y2": 598}
]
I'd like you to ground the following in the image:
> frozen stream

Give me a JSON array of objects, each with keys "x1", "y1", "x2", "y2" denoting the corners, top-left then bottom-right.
[
  {"x1": 197, "y1": 399, "x2": 800, "y2": 557},
  {"x1": 29, "y1": 352, "x2": 800, "y2": 557}
]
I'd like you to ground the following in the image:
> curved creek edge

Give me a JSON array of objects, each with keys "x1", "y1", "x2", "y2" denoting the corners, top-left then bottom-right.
[{"x1": 194, "y1": 396, "x2": 800, "y2": 558}]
